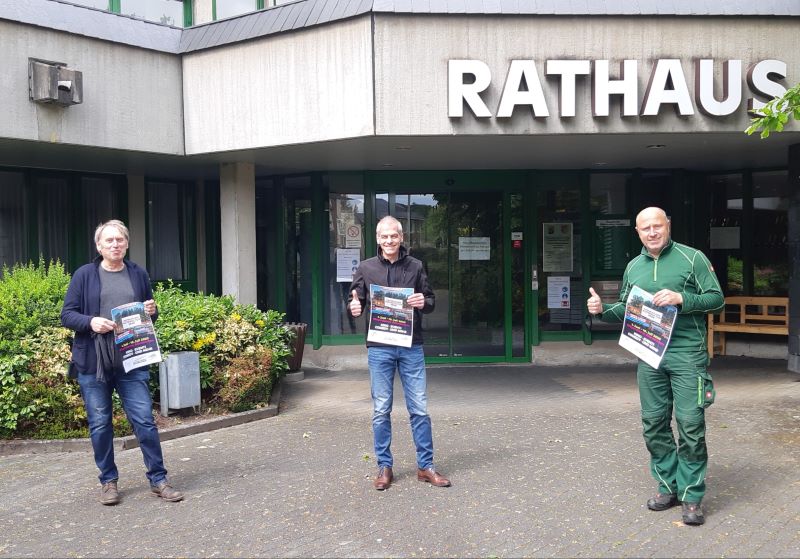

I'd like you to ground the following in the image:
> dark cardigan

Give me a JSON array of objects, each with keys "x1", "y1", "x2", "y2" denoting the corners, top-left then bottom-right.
[{"x1": 61, "y1": 256, "x2": 156, "y2": 378}]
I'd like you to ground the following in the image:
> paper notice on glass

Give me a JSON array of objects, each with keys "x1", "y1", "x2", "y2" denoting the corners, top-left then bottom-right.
[
  {"x1": 458, "y1": 237, "x2": 490, "y2": 260},
  {"x1": 366, "y1": 284, "x2": 414, "y2": 347},
  {"x1": 111, "y1": 302, "x2": 162, "y2": 373},
  {"x1": 618, "y1": 286, "x2": 678, "y2": 369},
  {"x1": 542, "y1": 222, "x2": 573, "y2": 272},
  {"x1": 337, "y1": 248, "x2": 361, "y2": 282},
  {"x1": 547, "y1": 276, "x2": 571, "y2": 309}
]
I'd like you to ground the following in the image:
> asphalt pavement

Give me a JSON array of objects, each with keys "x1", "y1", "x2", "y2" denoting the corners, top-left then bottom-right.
[{"x1": 1, "y1": 356, "x2": 799, "y2": 558}]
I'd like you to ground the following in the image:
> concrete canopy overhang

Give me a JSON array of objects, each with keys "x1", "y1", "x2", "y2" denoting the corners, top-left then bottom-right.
[{"x1": 1, "y1": 130, "x2": 798, "y2": 180}]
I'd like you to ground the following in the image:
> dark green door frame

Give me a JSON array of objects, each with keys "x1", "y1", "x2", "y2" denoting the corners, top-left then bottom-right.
[{"x1": 365, "y1": 170, "x2": 530, "y2": 363}]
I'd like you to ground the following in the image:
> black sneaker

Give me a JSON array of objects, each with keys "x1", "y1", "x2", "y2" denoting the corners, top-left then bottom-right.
[
  {"x1": 682, "y1": 502, "x2": 705, "y2": 525},
  {"x1": 646, "y1": 492, "x2": 678, "y2": 511}
]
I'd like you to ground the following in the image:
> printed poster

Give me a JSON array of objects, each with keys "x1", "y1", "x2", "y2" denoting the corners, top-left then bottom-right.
[
  {"x1": 618, "y1": 286, "x2": 678, "y2": 369},
  {"x1": 336, "y1": 248, "x2": 361, "y2": 282},
  {"x1": 543, "y1": 222, "x2": 573, "y2": 272},
  {"x1": 111, "y1": 301, "x2": 163, "y2": 373},
  {"x1": 366, "y1": 284, "x2": 414, "y2": 347},
  {"x1": 547, "y1": 276, "x2": 571, "y2": 309}
]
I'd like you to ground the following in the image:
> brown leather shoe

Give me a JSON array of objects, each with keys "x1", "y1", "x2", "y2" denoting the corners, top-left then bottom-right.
[
  {"x1": 374, "y1": 466, "x2": 393, "y2": 490},
  {"x1": 150, "y1": 481, "x2": 184, "y2": 502},
  {"x1": 417, "y1": 467, "x2": 451, "y2": 487},
  {"x1": 100, "y1": 480, "x2": 120, "y2": 505}
]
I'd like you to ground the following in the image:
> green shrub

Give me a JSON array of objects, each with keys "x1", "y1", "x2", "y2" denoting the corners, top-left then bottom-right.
[
  {"x1": 153, "y1": 282, "x2": 292, "y2": 392},
  {"x1": 214, "y1": 348, "x2": 275, "y2": 413},
  {"x1": 1, "y1": 268, "x2": 292, "y2": 440},
  {"x1": 13, "y1": 377, "x2": 88, "y2": 439},
  {"x1": 0, "y1": 258, "x2": 71, "y2": 355},
  {"x1": 152, "y1": 282, "x2": 233, "y2": 389},
  {"x1": 0, "y1": 261, "x2": 72, "y2": 436}
]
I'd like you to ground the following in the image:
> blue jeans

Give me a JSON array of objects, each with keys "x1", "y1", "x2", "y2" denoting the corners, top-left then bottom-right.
[
  {"x1": 77, "y1": 367, "x2": 167, "y2": 486},
  {"x1": 367, "y1": 344, "x2": 434, "y2": 470}
]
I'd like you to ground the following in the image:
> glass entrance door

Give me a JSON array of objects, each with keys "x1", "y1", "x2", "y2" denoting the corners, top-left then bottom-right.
[{"x1": 378, "y1": 190, "x2": 519, "y2": 359}]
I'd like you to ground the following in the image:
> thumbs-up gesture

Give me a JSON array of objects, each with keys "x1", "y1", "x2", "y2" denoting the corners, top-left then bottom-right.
[
  {"x1": 349, "y1": 289, "x2": 362, "y2": 317},
  {"x1": 587, "y1": 287, "x2": 603, "y2": 316}
]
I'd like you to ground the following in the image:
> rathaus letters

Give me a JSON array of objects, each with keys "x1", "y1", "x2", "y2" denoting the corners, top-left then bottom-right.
[{"x1": 448, "y1": 59, "x2": 788, "y2": 119}]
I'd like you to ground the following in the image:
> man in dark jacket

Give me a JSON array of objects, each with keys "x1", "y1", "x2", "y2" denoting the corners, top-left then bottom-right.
[
  {"x1": 62, "y1": 220, "x2": 183, "y2": 505},
  {"x1": 348, "y1": 216, "x2": 451, "y2": 491},
  {"x1": 587, "y1": 207, "x2": 723, "y2": 526}
]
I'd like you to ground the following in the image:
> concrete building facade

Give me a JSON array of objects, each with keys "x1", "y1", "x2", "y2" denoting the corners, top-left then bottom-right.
[{"x1": 1, "y1": 0, "x2": 798, "y2": 365}]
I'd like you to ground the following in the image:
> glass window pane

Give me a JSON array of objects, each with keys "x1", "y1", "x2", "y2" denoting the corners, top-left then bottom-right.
[
  {"x1": 325, "y1": 191, "x2": 365, "y2": 335},
  {"x1": 707, "y1": 173, "x2": 744, "y2": 295},
  {"x1": 80, "y1": 176, "x2": 117, "y2": 265},
  {"x1": 33, "y1": 175, "x2": 70, "y2": 266},
  {"x1": 216, "y1": 0, "x2": 256, "y2": 19},
  {"x1": 0, "y1": 171, "x2": 27, "y2": 272},
  {"x1": 120, "y1": 0, "x2": 183, "y2": 26},
  {"x1": 752, "y1": 170, "x2": 789, "y2": 296},
  {"x1": 590, "y1": 173, "x2": 629, "y2": 214},
  {"x1": 148, "y1": 182, "x2": 186, "y2": 281},
  {"x1": 537, "y1": 187, "x2": 582, "y2": 332},
  {"x1": 283, "y1": 176, "x2": 313, "y2": 328}
]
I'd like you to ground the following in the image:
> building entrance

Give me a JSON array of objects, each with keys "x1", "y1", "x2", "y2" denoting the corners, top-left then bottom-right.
[{"x1": 376, "y1": 186, "x2": 528, "y2": 361}]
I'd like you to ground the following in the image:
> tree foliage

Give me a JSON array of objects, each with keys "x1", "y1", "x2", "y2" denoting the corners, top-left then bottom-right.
[{"x1": 745, "y1": 82, "x2": 800, "y2": 139}]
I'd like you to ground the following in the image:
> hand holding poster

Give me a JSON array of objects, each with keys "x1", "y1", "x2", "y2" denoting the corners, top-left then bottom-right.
[
  {"x1": 618, "y1": 285, "x2": 678, "y2": 369},
  {"x1": 366, "y1": 284, "x2": 414, "y2": 347},
  {"x1": 111, "y1": 301, "x2": 163, "y2": 372}
]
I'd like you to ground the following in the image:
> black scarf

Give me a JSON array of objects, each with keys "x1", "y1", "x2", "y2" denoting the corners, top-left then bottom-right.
[{"x1": 92, "y1": 331, "x2": 116, "y2": 382}]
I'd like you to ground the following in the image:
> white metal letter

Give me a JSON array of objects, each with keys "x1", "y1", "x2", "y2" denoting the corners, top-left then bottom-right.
[
  {"x1": 448, "y1": 60, "x2": 492, "y2": 118},
  {"x1": 747, "y1": 59, "x2": 787, "y2": 112},
  {"x1": 696, "y1": 59, "x2": 742, "y2": 116},
  {"x1": 496, "y1": 60, "x2": 549, "y2": 118},
  {"x1": 641, "y1": 59, "x2": 694, "y2": 116},
  {"x1": 593, "y1": 60, "x2": 638, "y2": 117},
  {"x1": 545, "y1": 60, "x2": 591, "y2": 117}
]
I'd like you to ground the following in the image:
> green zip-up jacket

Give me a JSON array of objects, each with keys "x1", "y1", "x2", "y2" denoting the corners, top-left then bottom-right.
[{"x1": 599, "y1": 240, "x2": 724, "y2": 359}]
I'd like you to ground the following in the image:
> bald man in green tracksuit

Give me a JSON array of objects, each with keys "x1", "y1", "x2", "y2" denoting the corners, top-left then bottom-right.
[{"x1": 587, "y1": 207, "x2": 724, "y2": 526}]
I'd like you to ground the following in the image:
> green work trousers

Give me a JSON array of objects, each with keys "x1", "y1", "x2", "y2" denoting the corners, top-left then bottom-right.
[{"x1": 637, "y1": 355, "x2": 714, "y2": 504}]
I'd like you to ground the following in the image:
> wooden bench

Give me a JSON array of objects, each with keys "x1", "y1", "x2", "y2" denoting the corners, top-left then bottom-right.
[{"x1": 707, "y1": 296, "x2": 789, "y2": 357}]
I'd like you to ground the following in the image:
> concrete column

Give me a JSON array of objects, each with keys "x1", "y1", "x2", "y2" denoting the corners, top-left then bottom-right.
[
  {"x1": 787, "y1": 143, "x2": 800, "y2": 372},
  {"x1": 195, "y1": 179, "x2": 207, "y2": 294},
  {"x1": 193, "y1": 0, "x2": 214, "y2": 25},
  {"x1": 127, "y1": 174, "x2": 146, "y2": 266},
  {"x1": 220, "y1": 162, "x2": 257, "y2": 305}
]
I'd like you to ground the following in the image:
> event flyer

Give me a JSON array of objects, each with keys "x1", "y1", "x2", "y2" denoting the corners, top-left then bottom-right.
[
  {"x1": 366, "y1": 284, "x2": 414, "y2": 347},
  {"x1": 111, "y1": 301, "x2": 163, "y2": 372},
  {"x1": 618, "y1": 285, "x2": 678, "y2": 369}
]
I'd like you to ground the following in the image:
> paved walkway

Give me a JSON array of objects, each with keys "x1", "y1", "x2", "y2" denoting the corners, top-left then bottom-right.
[{"x1": 2, "y1": 357, "x2": 799, "y2": 558}]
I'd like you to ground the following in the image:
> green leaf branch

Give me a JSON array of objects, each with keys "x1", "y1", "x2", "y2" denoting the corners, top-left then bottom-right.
[{"x1": 745, "y1": 82, "x2": 800, "y2": 139}]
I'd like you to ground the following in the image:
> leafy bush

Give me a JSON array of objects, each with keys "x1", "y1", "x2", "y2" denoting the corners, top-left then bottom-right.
[
  {"x1": 0, "y1": 260, "x2": 73, "y2": 436},
  {"x1": 214, "y1": 348, "x2": 275, "y2": 413},
  {"x1": 0, "y1": 258, "x2": 71, "y2": 355},
  {"x1": 0, "y1": 264, "x2": 293, "y2": 440},
  {"x1": 152, "y1": 282, "x2": 292, "y2": 410}
]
